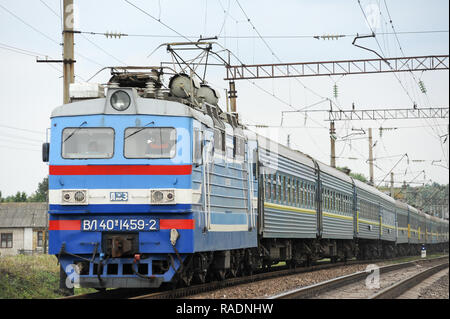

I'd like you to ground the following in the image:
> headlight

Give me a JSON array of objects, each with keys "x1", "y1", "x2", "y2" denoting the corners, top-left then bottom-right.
[
  {"x1": 110, "y1": 90, "x2": 131, "y2": 111},
  {"x1": 61, "y1": 190, "x2": 88, "y2": 205},
  {"x1": 74, "y1": 191, "x2": 86, "y2": 202},
  {"x1": 152, "y1": 191, "x2": 164, "y2": 203},
  {"x1": 151, "y1": 190, "x2": 175, "y2": 205}
]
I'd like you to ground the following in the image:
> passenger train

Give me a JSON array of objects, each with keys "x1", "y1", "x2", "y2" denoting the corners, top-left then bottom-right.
[{"x1": 43, "y1": 66, "x2": 449, "y2": 290}]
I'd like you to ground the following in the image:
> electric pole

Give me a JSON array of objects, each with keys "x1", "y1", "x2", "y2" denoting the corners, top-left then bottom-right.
[
  {"x1": 35, "y1": 0, "x2": 76, "y2": 104},
  {"x1": 368, "y1": 128, "x2": 374, "y2": 185},
  {"x1": 228, "y1": 81, "x2": 237, "y2": 112},
  {"x1": 63, "y1": 0, "x2": 75, "y2": 104},
  {"x1": 330, "y1": 121, "x2": 336, "y2": 168},
  {"x1": 390, "y1": 172, "x2": 394, "y2": 198}
]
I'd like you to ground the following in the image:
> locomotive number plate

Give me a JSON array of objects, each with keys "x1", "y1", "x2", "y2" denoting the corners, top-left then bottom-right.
[
  {"x1": 110, "y1": 192, "x2": 128, "y2": 201},
  {"x1": 81, "y1": 218, "x2": 159, "y2": 232}
]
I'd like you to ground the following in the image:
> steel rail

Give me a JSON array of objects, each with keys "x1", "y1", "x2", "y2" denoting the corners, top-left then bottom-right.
[
  {"x1": 269, "y1": 256, "x2": 448, "y2": 299},
  {"x1": 369, "y1": 261, "x2": 449, "y2": 299},
  {"x1": 129, "y1": 259, "x2": 360, "y2": 299}
]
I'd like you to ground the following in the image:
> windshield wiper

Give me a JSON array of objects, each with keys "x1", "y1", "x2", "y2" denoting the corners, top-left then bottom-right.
[
  {"x1": 125, "y1": 121, "x2": 154, "y2": 140},
  {"x1": 63, "y1": 121, "x2": 87, "y2": 143}
]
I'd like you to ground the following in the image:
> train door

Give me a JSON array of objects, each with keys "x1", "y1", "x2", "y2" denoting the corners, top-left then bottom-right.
[
  {"x1": 246, "y1": 143, "x2": 258, "y2": 231},
  {"x1": 316, "y1": 180, "x2": 323, "y2": 237},
  {"x1": 202, "y1": 137, "x2": 213, "y2": 231},
  {"x1": 350, "y1": 178, "x2": 358, "y2": 237}
]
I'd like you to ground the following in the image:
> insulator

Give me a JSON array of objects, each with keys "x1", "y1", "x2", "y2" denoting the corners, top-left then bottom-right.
[
  {"x1": 144, "y1": 81, "x2": 156, "y2": 96},
  {"x1": 315, "y1": 34, "x2": 345, "y2": 40},
  {"x1": 333, "y1": 84, "x2": 338, "y2": 98},
  {"x1": 418, "y1": 80, "x2": 427, "y2": 94},
  {"x1": 105, "y1": 31, "x2": 125, "y2": 39}
]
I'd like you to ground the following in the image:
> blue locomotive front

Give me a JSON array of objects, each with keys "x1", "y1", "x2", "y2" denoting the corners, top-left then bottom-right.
[{"x1": 45, "y1": 76, "x2": 259, "y2": 289}]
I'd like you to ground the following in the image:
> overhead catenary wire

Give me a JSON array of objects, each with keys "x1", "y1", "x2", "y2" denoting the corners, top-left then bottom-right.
[
  {"x1": 0, "y1": 132, "x2": 45, "y2": 143},
  {"x1": 0, "y1": 41, "x2": 89, "y2": 81},
  {"x1": 380, "y1": 0, "x2": 449, "y2": 168},
  {"x1": 37, "y1": 0, "x2": 128, "y2": 66},
  {"x1": 232, "y1": 0, "x2": 361, "y2": 161},
  {"x1": 0, "y1": 2, "x2": 105, "y2": 72},
  {"x1": 356, "y1": 0, "x2": 416, "y2": 105},
  {"x1": 123, "y1": 0, "x2": 192, "y2": 43},
  {"x1": 75, "y1": 29, "x2": 449, "y2": 39},
  {"x1": 0, "y1": 144, "x2": 40, "y2": 152},
  {"x1": 0, "y1": 3, "x2": 60, "y2": 45},
  {"x1": 0, "y1": 124, "x2": 46, "y2": 135},
  {"x1": 356, "y1": 0, "x2": 449, "y2": 176},
  {"x1": 0, "y1": 137, "x2": 43, "y2": 147},
  {"x1": 122, "y1": 0, "x2": 341, "y2": 140}
]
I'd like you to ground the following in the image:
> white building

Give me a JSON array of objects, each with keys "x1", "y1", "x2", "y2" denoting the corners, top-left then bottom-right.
[{"x1": 0, "y1": 203, "x2": 48, "y2": 256}]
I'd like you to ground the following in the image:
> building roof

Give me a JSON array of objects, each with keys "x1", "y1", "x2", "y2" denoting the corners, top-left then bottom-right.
[{"x1": 0, "y1": 203, "x2": 48, "y2": 228}]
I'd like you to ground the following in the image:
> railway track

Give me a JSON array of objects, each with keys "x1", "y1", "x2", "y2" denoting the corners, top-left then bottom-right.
[
  {"x1": 369, "y1": 262, "x2": 449, "y2": 299},
  {"x1": 269, "y1": 255, "x2": 448, "y2": 299},
  {"x1": 61, "y1": 254, "x2": 447, "y2": 299}
]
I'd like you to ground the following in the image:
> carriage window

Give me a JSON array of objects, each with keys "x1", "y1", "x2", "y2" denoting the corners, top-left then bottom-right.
[
  {"x1": 278, "y1": 175, "x2": 282, "y2": 202},
  {"x1": 287, "y1": 178, "x2": 291, "y2": 204},
  {"x1": 234, "y1": 136, "x2": 245, "y2": 158},
  {"x1": 124, "y1": 127, "x2": 176, "y2": 158},
  {"x1": 266, "y1": 175, "x2": 271, "y2": 200},
  {"x1": 331, "y1": 191, "x2": 336, "y2": 210},
  {"x1": 308, "y1": 184, "x2": 312, "y2": 207},
  {"x1": 272, "y1": 176, "x2": 277, "y2": 200},
  {"x1": 193, "y1": 129, "x2": 202, "y2": 165},
  {"x1": 292, "y1": 179, "x2": 296, "y2": 205},
  {"x1": 62, "y1": 127, "x2": 114, "y2": 159},
  {"x1": 214, "y1": 130, "x2": 225, "y2": 154},
  {"x1": 300, "y1": 181, "x2": 303, "y2": 206}
]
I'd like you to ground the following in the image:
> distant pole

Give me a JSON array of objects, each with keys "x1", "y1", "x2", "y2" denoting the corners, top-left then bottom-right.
[
  {"x1": 390, "y1": 172, "x2": 394, "y2": 198},
  {"x1": 225, "y1": 89, "x2": 230, "y2": 112},
  {"x1": 368, "y1": 128, "x2": 374, "y2": 185},
  {"x1": 229, "y1": 81, "x2": 237, "y2": 112},
  {"x1": 63, "y1": 0, "x2": 75, "y2": 104},
  {"x1": 330, "y1": 121, "x2": 336, "y2": 167}
]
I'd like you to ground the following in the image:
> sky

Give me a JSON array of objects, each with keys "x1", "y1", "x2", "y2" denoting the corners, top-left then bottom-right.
[{"x1": 0, "y1": 0, "x2": 448, "y2": 197}]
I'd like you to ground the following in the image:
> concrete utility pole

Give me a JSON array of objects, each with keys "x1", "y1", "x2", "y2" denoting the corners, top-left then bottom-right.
[
  {"x1": 368, "y1": 128, "x2": 374, "y2": 185},
  {"x1": 63, "y1": 0, "x2": 75, "y2": 104},
  {"x1": 390, "y1": 172, "x2": 394, "y2": 198},
  {"x1": 330, "y1": 121, "x2": 336, "y2": 168},
  {"x1": 228, "y1": 81, "x2": 237, "y2": 112}
]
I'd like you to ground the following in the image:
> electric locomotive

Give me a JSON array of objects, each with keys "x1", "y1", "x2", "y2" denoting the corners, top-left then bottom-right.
[{"x1": 44, "y1": 68, "x2": 258, "y2": 289}]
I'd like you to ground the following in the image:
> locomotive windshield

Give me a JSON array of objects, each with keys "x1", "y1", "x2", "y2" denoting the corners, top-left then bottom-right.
[
  {"x1": 61, "y1": 127, "x2": 114, "y2": 159},
  {"x1": 124, "y1": 127, "x2": 176, "y2": 158}
]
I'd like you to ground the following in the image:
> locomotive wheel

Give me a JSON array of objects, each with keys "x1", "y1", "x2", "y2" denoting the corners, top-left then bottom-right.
[
  {"x1": 193, "y1": 271, "x2": 207, "y2": 284},
  {"x1": 228, "y1": 259, "x2": 240, "y2": 278},
  {"x1": 215, "y1": 270, "x2": 226, "y2": 281},
  {"x1": 181, "y1": 270, "x2": 193, "y2": 287},
  {"x1": 244, "y1": 267, "x2": 253, "y2": 276}
]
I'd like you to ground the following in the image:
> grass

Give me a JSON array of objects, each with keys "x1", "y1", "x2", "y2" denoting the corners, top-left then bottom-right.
[{"x1": 0, "y1": 254, "x2": 95, "y2": 299}]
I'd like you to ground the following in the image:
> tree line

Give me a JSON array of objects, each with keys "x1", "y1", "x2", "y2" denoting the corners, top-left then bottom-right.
[{"x1": 0, "y1": 177, "x2": 48, "y2": 203}]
